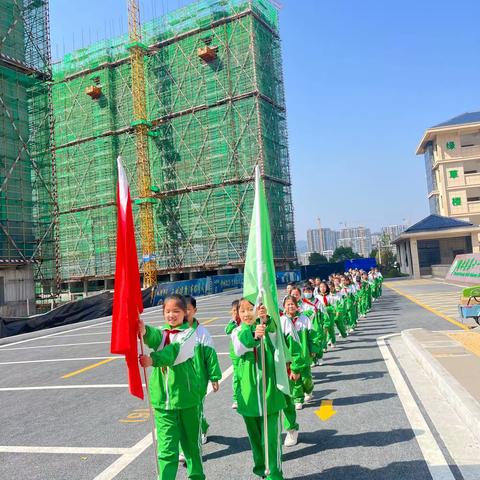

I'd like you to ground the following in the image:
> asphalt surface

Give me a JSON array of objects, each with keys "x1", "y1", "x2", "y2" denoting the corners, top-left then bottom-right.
[{"x1": 0, "y1": 280, "x2": 477, "y2": 479}]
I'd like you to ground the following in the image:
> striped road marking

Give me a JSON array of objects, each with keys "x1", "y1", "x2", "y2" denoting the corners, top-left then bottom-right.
[{"x1": 385, "y1": 283, "x2": 468, "y2": 331}]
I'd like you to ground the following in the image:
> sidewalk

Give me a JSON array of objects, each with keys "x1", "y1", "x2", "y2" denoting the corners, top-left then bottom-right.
[{"x1": 402, "y1": 328, "x2": 480, "y2": 443}]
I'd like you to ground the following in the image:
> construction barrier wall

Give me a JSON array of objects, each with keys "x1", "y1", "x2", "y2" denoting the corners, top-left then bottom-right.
[{"x1": 52, "y1": 0, "x2": 296, "y2": 281}]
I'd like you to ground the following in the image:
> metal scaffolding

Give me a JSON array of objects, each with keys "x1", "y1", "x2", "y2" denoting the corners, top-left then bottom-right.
[
  {"x1": 0, "y1": 0, "x2": 58, "y2": 293},
  {"x1": 50, "y1": 0, "x2": 296, "y2": 282}
]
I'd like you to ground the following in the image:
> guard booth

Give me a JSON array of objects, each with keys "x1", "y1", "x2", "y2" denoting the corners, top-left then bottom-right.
[{"x1": 393, "y1": 215, "x2": 480, "y2": 278}]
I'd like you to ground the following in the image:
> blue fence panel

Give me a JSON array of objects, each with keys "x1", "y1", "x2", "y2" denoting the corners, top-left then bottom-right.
[
  {"x1": 276, "y1": 271, "x2": 302, "y2": 284},
  {"x1": 344, "y1": 258, "x2": 377, "y2": 271},
  {"x1": 153, "y1": 271, "x2": 302, "y2": 305}
]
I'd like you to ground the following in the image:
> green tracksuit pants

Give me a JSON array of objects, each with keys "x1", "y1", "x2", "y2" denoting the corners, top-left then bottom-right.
[
  {"x1": 283, "y1": 389, "x2": 298, "y2": 431},
  {"x1": 243, "y1": 412, "x2": 283, "y2": 480},
  {"x1": 324, "y1": 311, "x2": 336, "y2": 347},
  {"x1": 231, "y1": 356, "x2": 239, "y2": 402},
  {"x1": 154, "y1": 405, "x2": 205, "y2": 480},
  {"x1": 200, "y1": 400, "x2": 209, "y2": 435},
  {"x1": 292, "y1": 367, "x2": 314, "y2": 404},
  {"x1": 335, "y1": 312, "x2": 348, "y2": 338}
]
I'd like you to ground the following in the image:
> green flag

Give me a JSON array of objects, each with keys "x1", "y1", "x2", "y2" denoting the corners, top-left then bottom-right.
[{"x1": 243, "y1": 165, "x2": 290, "y2": 396}]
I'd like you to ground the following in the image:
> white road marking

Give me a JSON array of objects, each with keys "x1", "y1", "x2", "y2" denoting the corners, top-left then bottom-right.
[
  {"x1": 0, "y1": 446, "x2": 131, "y2": 455},
  {"x1": 0, "y1": 384, "x2": 139, "y2": 391},
  {"x1": 377, "y1": 336, "x2": 456, "y2": 480},
  {"x1": 92, "y1": 434, "x2": 154, "y2": 480},
  {"x1": 0, "y1": 320, "x2": 112, "y2": 350},
  {"x1": 0, "y1": 341, "x2": 110, "y2": 351},
  {"x1": 50, "y1": 332, "x2": 111, "y2": 337},
  {"x1": 211, "y1": 334, "x2": 228, "y2": 338},
  {"x1": 0, "y1": 357, "x2": 118, "y2": 365},
  {"x1": 93, "y1": 365, "x2": 234, "y2": 480}
]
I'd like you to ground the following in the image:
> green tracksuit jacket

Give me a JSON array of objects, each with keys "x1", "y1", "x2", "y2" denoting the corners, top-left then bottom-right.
[
  {"x1": 143, "y1": 323, "x2": 202, "y2": 410},
  {"x1": 192, "y1": 319, "x2": 222, "y2": 397},
  {"x1": 232, "y1": 318, "x2": 286, "y2": 417}
]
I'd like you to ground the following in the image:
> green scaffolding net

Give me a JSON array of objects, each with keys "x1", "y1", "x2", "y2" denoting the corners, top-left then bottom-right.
[
  {"x1": 0, "y1": 0, "x2": 55, "y2": 287},
  {"x1": 51, "y1": 0, "x2": 296, "y2": 281}
]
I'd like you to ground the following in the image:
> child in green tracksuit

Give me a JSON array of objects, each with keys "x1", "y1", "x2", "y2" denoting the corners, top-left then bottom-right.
[
  {"x1": 232, "y1": 298, "x2": 286, "y2": 480},
  {"x1": 280, "y1": 296, "x2": 306, "y2": 447},
  {"x1": 225, "y1": 299, "x2": 241, "y2": 409},
  {"x1": 185, "y1": 295, "x2": 222, "y2": 445},
  {"x1": 139, "y1": 294, "x2": 205, "y2": 480}
]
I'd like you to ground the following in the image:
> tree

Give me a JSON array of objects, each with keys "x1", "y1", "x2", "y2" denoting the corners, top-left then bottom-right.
[
  {"x1": 369, "y1": 248, "x2": 378, "y2": 259},
  {"x1": 308, "y1": 252, "x2": 329, "y2": 265},
  {"x1": 330, "y1": 246, "x2": 362, "y2": 263}
]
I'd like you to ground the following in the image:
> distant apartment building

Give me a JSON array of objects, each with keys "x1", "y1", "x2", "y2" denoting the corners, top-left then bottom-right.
[
  {"x1": 338, "y1": 226, "x2": 372, "y2": 257},
  {"x1": 307, "y1": 229, "x2": 322, "y2": 253},
  {"x1": 307, "y1": 228, "x2": 339, "y2": 253},
  {"x1": 371, "y1": 232, "x2": 381, "y2": 249},
  {"x1": 298, "y1": 252, "x2": 313, "y2": 265},
  {"x1": 382, "y1": 224, "x2": 407, "y2": 241},
  {"x1": 417, "y1": 112, "x2": 480, "y2": 225}
]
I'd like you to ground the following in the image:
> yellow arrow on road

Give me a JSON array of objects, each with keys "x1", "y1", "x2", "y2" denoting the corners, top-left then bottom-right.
[{"x1": 315, "y1": 399, "x2": 337, "y2": 421}]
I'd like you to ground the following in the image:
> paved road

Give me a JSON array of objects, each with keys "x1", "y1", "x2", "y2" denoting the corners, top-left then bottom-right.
[{"x1": 0, "y1": 280, "x2": 478, "y2": 479}]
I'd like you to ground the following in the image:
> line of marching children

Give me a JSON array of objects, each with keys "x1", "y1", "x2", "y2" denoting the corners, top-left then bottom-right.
[{"x1": 137, "y1": 268, "x2": 383, "y2": 480}]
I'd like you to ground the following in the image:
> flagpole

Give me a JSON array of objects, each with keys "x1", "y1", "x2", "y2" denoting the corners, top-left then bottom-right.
[
  {"x1": 260, "y1": 332, "x2": 270, "y2": 477},
  {"x1": 138, "y1": 333, "x2": 160, "y2": 478},
  {"x1": 254, "y1": 166, "x2": 270, "y2": 477}
]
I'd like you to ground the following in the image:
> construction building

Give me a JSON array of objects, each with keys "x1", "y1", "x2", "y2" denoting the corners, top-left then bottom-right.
[
  {"x1": 50, "y1": 0, "x2": 296, "y2": 290},
  {"x1": 0, "y1": 0, "x2": 56, "y2": 315},
  {"x1": 417, "y1": 112, "x2": 480, "y2": 226}
]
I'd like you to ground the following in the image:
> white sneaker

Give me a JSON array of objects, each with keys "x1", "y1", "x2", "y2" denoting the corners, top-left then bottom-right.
[
  {"x1": 295, "y1": 402, "x2": 303, "y2": 410},
  {"x1": 201, "y1": 433, "x2": 208, "y2": 445},
  {"x1": 304, "y1": 393, "x2": 313, "y2": 403},
  {"x1": 179, "y1": 452, "x2": 186, "y2": 464},
  {"x1": 284, "y1": 429, "x2": 298, "y2": 447},
  {"x1": 231, "y1": 401, "x2": 238, "y2": 410}
]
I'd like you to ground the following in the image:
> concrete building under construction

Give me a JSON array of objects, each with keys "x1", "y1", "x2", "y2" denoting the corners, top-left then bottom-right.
[
  {"x1": 1, "y1": 0, "x2": 297, "y2": 304},
  {"x1": 0, "y1": 0, "x2": 56, "y2": 314}
]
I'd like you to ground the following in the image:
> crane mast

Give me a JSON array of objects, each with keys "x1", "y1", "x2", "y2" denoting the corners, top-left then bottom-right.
[{"x1": 127, "y1": 0, "x2": 157, "y2": 287}]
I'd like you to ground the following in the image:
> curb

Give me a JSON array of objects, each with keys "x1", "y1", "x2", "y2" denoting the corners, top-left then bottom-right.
[{"x1": 402, "y1": 328, "x2": 480, "y2": 445}]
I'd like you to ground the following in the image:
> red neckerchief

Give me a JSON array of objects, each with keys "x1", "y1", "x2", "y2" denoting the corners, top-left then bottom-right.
[
  {"x1": 164, "y1": 329, "x2": 181, "y2": 346},
  {"x1": 320, "y1": 294, "x2": 328, "y2": 306},
  {"x1": 291, "y1": 315, "x2": 299, "y2": 325},
  {"x1": 302, "y1": 298, "x2": 315, "y2": 307},
  {"x1": 235, "y1": 316, "x2": 241, "y2": 326}
]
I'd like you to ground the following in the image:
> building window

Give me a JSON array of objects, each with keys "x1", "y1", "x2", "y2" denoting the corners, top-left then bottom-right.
[
  {"x1": 461, "y1": 132, "x2": 480, "y2": 148},
  {"x1": 429, "y1": 195, "x2": 440, "y2": 214},
  {"x1": 424, "y1": 143, "x2": 437, "y2": 195}
]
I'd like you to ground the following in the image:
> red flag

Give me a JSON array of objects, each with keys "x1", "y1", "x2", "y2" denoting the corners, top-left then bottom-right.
[{"x1": 110, "y1": 157, "x2": 144, "y2": 399}]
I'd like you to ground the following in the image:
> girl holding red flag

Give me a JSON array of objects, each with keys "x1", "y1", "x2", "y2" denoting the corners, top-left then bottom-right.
[{"x1": 139, "y1": 294, "x2": 205, "y2": 480}]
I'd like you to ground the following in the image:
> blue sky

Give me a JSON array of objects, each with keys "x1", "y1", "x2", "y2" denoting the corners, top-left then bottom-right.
[{"x1": 50, "y1": 0, "x2": 480, "y2": 240}]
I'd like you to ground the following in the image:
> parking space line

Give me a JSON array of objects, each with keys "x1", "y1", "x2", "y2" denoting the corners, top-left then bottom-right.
[
  {"x1": 0, "y1": 357, "x2": 118, "y2": 365},
  {"x1": 62, "y1": 357, "x2": 118, "y2": 379},
  {"x1": 384, "y1": 284, "x2": 468, "y2": 330},
  {"x1": 0, "y1": 341, "x2": 110, "y2": 351},
  {"x1": 51, "y1": 332, "x2": 110, "y2": 337},
  {"x1": 0, "y1": 320, "x2": 112, "y2": 350},
  {"x1": 0, "y1": 446, "x2": 131, "y2": 455},
  {"x1": 93, "y1": 365, "x2": 234, "y2": 480},
  {"x1": 0, "y1": 384, "x2": 139, "y2": 391}
]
